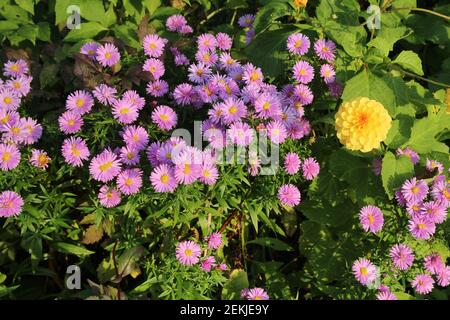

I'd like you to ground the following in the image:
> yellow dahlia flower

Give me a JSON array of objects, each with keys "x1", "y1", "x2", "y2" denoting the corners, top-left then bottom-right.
[
  {"x1": 293, "y1": 0, "x2": 308, "y2": 8},
  {"x1": 335, "y1": 97, "x2": 392, "y2": 152}
]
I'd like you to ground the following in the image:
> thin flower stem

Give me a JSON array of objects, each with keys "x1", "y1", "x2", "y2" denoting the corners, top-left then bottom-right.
[
  {"x1": 391, "y1": 7, "x2": 450, "y2": 21},
  {"x1": 390, "y1": 65, "x2": 450, "y2": 88}
]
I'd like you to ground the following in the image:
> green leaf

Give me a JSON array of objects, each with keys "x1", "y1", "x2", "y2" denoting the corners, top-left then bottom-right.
[
  {"x1": 341, "y1": 70, "x2": 396, "y2": 117},
  {"x1": 144, "y1": 0, "x2": 161, "y2": 14},
  {"x1": 404, "y1": 110, "x2": 450, "y2": 153},
  {"x1": 52, "y1": 242, "x2": 95, "y2": 256},
  {"x1": 0, "y1": 21, "x2": 19, "y2": 32},
  {"x1": 37, "y1": 22, "x2": 51, "y2": 42},
  {"x1": 247, "y1": 237, "x2": 293, "y2": 251},
  {"x1": 368, "y1": 26, "x2": 410, "y2": 56},
  {"x1": 384, "y1": 115, "x2": 414, "y2": 149},
  {"x1": 15, "y1": 0, "x2": 34, "y2": 15},
  {"x1": 393, "y1": 50, "x2": 424, "y2": 76},
  {"x1": 301, "y1": 199, "x2": 353, "y2": 227},
  {"x1": 64, "y1": 22, "x2": 107, "y2": 42},
  {"x1": 245, "y1": 26, "x2": 296, "y2": 78},
  {"x1": 221, "y1": 269, "x2": 249, "y2": 300},
  {"x1": 381, "y1": 151, "x2": 414, "y2": 198},
  {"x1": 252, "y1": 2, "x2": 290, "y2": 35}
]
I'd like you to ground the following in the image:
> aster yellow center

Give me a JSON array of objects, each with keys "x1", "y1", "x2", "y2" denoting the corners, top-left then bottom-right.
[
  {"x1": 203, "y1": 169, "x2": 211, "y2": 178},
  {"x1": 68, "y1": 119, "x2": 75, "y2": 126},
  {"x1": 322, "y1": 47, "x2": 328, "y2": 52},
  {"x1": 444, "y1": 189, "x2": 450, "y2": 200},
  {"x1": 250, "y1": 71, "x2": 260, "y2": 81},
  {"x1": 160, "y1": 113, "x2": 169, "y2": 121},
  {"x1": 4, "y1": 96, "x2": 12, "y2": 104},
  {"x1": 125, "y1": 178, "x2": 133, "y2": 186},
  {"x1": 225, "y1": 85, "x2": 232, "y2": 94},
  {"x1": 160, "y1": 174, "x2": 169, "y2": 184},
  {"x1": 294, "y1": 40, "x2": 302, "y2": 48},
  {"x1": 106, "y1": 191, "x2": 113, "y2": 199},
  {"x1": 245, "y1": 19, "x2": 252, "y2": 25},
  {"x1": 88, "y1": 50, "x2": 94, "y2": 55},
  {"x1": 13, "y1": 82, "x2": 21, "y2": 89},
  {"x1": 149, "y1": 66, "x2": 157, "y2": 73},
  {"x1": 263, "y1": 102, "x2": 270, "y2": 110},
  {"x1": 185, "y1": 249, "x2": 193, "y2": 256},
  {"x1": 203, "y1": 54, "x2": 210, "y2": 62},
  {"x1": 149, "y1": 42, "x2": 157, "y2": 50},
  {"x1": 418, "y1": 223, "x2": 426, "y2": 230},
  {"x1": 411, "y1": 186, "x2": 419, "y2": 194},
  {"x1": 412, "y1": 205, "x2": 419, "y2": 212},
  {"x1": 127, "y1": 152, "x2": 133, "y2": 160},
  {"x1": 71, "y1": 146, "x2": 80, "y2": 156},
  {"x1": 99, "y1": 161, "x2": 113, "y2": 172},
  {"x1": 2, "y1": 152, "x2": 11, "y2": 161},
  {"x1": 10, "y1": 64, "x2": 19, "y2": 72},
  {"x1": 229, "y1": 105, "x2": 238, "y2": 114},
  {"x1": 360, "y1": 267, "x2": 368, "y2": 276},
  {"x1": 299, "y1": 69, "x2": 306, "y2": 75},
  {"x1": 197, "y1": 69, "x2": 204, "y2": 76},
  {"x1": 38, "y1": 154, "x2": 49, "y2": 166},
  {"x1": 105, "y1": 52, "x2": 112, "y2": 59},
  {"x1": 76, "y1": 99, "x2": 85, "y2": 108},
  {"x1": 1, "y1": 115, "x2": 9, "y2": 123},
  {"x1": 120, "y1": 107, "x2": 130, "y2": 115},
  {"x1": 11, "y1": 127, "x2": 20, "y2": 135},
  {"x1": 368, "y1": 214, "x2": 374, "y2": 224},
  {"x1": 165, "y1": 153, "x2": 171, "y2": 159}
]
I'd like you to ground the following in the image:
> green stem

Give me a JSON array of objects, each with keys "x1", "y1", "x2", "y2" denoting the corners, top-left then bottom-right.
[
  {"x1": 391, "y1": 65, "x2": 450, "y2": 88},
  {"x1": 390, "y1": 7, "x2": 450, "y2": 21}
]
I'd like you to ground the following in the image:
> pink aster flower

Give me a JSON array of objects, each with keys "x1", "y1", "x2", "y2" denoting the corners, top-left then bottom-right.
[
  {"x1": 242, "y1": 63, "x2": 263, "y2": 86},
  {"x1": 6, "y1": 75, "x2": 32, "y2": 97},
  {"x1": 240, "y1": 288, "x2": 250, "y2": 299},
  {"x1": 146, "y1": 80, "x2": 169, "y2": 97},
  {"x1": 320, "y1": 64, "x2": 335, "y2": 84},
  {"x1": 201, "y1": 256, "x2": 216, "y2": 272},
  {"x1": 166, "y1": 15, "x2": 188, "y2": 32},
  {"x1": 390, "y1": 244, "x2": 414, "y2": 270},
  {"x1": 437, "y1": 266, "x2": 450, "y2": 287},
  {"x1": 29, "y1": 149, "x2": 51, "y2": 169},
  {"x1": 395, "y1": 189, "x2": 407, "y2": 207},
  {"x1": 116, "y1": 168, "x2": 142, "y2": 195},
  {"x1": 0, "y1": 191, "x2": 23, "y2": 217},
  {"x1": 123, "y1": 90, "x2": 145, "y2": 111},
  {"x1": 406, "y1": 201, "x2": 423, "y2": 218},
  {"x1": 359, "y1": 205, "x2": 384, "y2": 233},
  {"x1": 95, "y1": 43, "x2": 121, "y2": 67},
  {"x1": 121, "y1": 125, "x2": 149, "y2": 151},
  {"x1": 58, "y1": 111, "x2": 83, "y2": 134},
  {"x1": 228, "y1": 121, "x2": 254, "y2": 146},
  {"x1": 426, "y1": 158, "x2": 444, "y2": 174},
  {"x1": 173, "y1": 161, "x2": 200, "y2": 185},
  {"x1": 287, "y1": 33, "x2": 310, "y2": 55},
  {"x1": 220, "y1": 97, "x2": 247, "y2": 124},
  {"x1": 411, "y1": 274, "x2": 434, "y2": 295},
  {"x1": 292, "y1": 60, "x2": 314, "y2": 84},
  {"x1": 66, "y1": 90, "x2": 94, "y2": 115},
  {"x1": 254, "y1": 93, "x2": 281, "y2": 119},
  {"x1": 302, "y1": 157, "x2": 320, "y2": 180},
  {"x1": 0, "y1": 88, "x2": 20, "y2": 111},
  {"x1": 80, "y1": 42, "x2": 100, "y2": 59},
  {"x1": 195, "y1": 50, "x2": 218, "y2": 67},
  {"x1": 176, "y1": 240, "x2": 201, "y2": 265},
  {"x1": 150, "y1": 164, "x2": 178, "y2": 193},
  {"x1": 396, "y1": 147, "x2": 420, "y2": 165},
  {"x1": 216, "y1": 263, "x2": 227, "y2": 271},
  {"x1": 314, "y1": 39, "x2": 336, "y2": 62},
  {"x1": 173, "y1": 83, "x2": 194, "y2": 106},
  {"x1": 61, "y1": 137, "x2": 90, "y2": 167},
  {"x1": 3, "y1": 59, "x2": 28, "y2": 77},
  {"x1": 424, "y1": 254, "x2": 444, "y2": 275},
  {"x1": 238, "y1": 14, "x2": 255, "y2": 28},
  {"x1": 352, "y1": 258, "x2": 378, "y2": 286},
  {"x1": 284, "y1": 152, "x2": 301, "y2": 175},
  {"x1": 1, "y1": 121, "x2": 26, "y2": 144},
  {"x1": 180, "y1": 25, "x2": 193, "y2": 34},
  {"x1": 197, "y1": 34, "x2": 217, "y2": 52},
  {"x1": 89, "y1": 149, "x2": 122, "y2": 183},
  {"x1": 93, "y1": 84, "x2": 117, "y2": 105},
  {"x1": 19, "y1": 117, "x2": 42, "y2": 145},
  {"x1": 327, "y1": 81, "x2": 343, "y2": 98},
  {"x1": 431, "y1": 179, "x2": 450, "y2": 206},
  {"x1": 292, "y1": 84, "x2": 314, "y2": 107},
  {"x1": 245, "y1": 28, "x2": 255, "y2": 44},
  {"x1": 216, "y1": 32, "x2": 233, "y2": 51},
  {"x1": 0, "y1": 143, "x2": 20, "y2": 171},
  {"x1": 188, "y1": 62, "x2": 212, "y2": 84},
  {"x1": 143, "y1": 58, "x2": 165, "y2": 80},
  {"x1": 278, "y1": 184, "x2": 301, "y2": 207},
  {"x1": 408, "y1": 216, "x2": 436, "y2": 240},
  {"x1": 0, "y1": 110, "x2": 20, "y2": 130},
  {"x1": 143, "y1": 34, "x2": 167, "y2": 58},
  {"x1": 246, "y1": 288, "x2": 269, "y2": 300},
  {"x1": 376, "y1": 291, "x2": 397, "y2": 300},
  {"x1": 151, "y1": 105, "x2": 177, "y2": 131},
  {"x1": 401, "y1": 177, "x2": 429, "y2": 204},
  {"x1": 119, "y1": 145, "x2": 140, "y2": 166},
  {"x1": 206, "y1": 232, "x2": 222, "y2": 249},
  {"x1": 199, "y1": 163, "x2": 219, "y2": 185},
  {"x1": 98, "y1": 185, "x2": 121, "y2": 208},
  {"x1": 420, "y1": 201, "x2": 447, "y2": 224},
  {"x1": 266, "y1": 120, "x2": 288, "y2": 144},
  {"x1": 112, "y1": 98, "x2": 138, "y2": 124}
]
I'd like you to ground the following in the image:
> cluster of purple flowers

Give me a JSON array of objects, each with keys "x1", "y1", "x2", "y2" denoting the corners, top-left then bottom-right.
[
  {"x1": 287, "y1": 33, "x2": 342, "y2": 98},
  {"x1": 354, "y1": 155, "x2": 449, "y2": 298},
  {"x1": 240, "y1": 287, "x2": 270, "y2": 300},
  {"x1": 80, "y1": 42, "x2": 121, "y2": 67},
  {"x1": 237, "y1": 14, "x2": 256, "y2": 45},
  {"x1": 175, "y1": 232, "x2": 227, "y2": 272},
  {"x1": 0, "y1": 59, "x2": 46, "y2": 217}
]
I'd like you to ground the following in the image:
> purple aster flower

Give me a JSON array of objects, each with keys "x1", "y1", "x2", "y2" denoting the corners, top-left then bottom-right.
[
  {"x1": 352, "y1": 258, "x2": 378, "y2": 286},
  {"x1": 66, "y1": 90, "x2": 94, "y2": 115},
  {"x1": 199, "y1": 163, "x2": 219, "y2": 185},
  {"x1": 0, "y1": 143, "x2": 20, "y2": 171},
  {"x1": 150, "y1": 164, "x2": 178, "y2": 193},
  {"x1": 437, "y1": 265, "x2": 450, "y2": 287},
  {"x1": 390, "y1": 244, "x2": 414, "y2": 270},
  {"x1": 0, "y1": 190, "x2": 24, "y2": 217},
  {"x1": 216, "y1": 32, "x2": 233, "y2": 51},
  {"x1": 143, "y1": 34, "x2": 167, "y2": 58},
  {"x1": 116, "y1": 168, "x2": 143, "y2": 195},
  {"x1": 228, "y1": 121, "x2": 254, "y2": 146},
  {"x1": 197, "y1": 34, "x2": 217, "y2": 52},
  {"x1": 411, "y1": 274, "x2": 434, "y2": 295},
  {"x1": 119, "y1": 145, "x2": 140, "y2": 166},
  {"x1": 0, "y1": 88, "x2": 20, "y2": 111},
  {"x1": 424, "y1": 254, "x2": 444, "y2": 275},
  {"x1": 266, "y1": 120, "x2": 288, "y2": 144},
  {"x1": 195, "y1": 50, "x2": 218, "y2": 67},
  {"x1": 287, "y1": 33, "x2": 310, "y2": 55},
  {"x1": 5, "y1": 75, "x2": 32, "y2": 97},
  {"x1": 426, "y1": 158, "x2": 444, "y2": 174},
  {"x1": 372, "y1": 158, "x2": 382, "y2": 176},
  {"x1": 98, "y1": 185, "x2": 121, "y2": 208},
  {"x1": 3, "y1": 59, "x2": 28, "y2": 77},
  {"x1": 80, "y1": 42, "x2": 100, "y2": 59},
  {"x1": 201, "y1": 256, "x2": 216, "y2": 272},
  {"x1": 408, "y1": 216, "x2": 436, "y2": 240},
  {"x1": 246, "y1": 288, "x2": 269, "y2": 300},
  {"x1": 188, "y1": 62, "x2": 212, "y2": 84},
  {"x1": 206, "y1": 232, "x2": 222, "y2": 249},
  {"x1": 278, "y1": 184, "x2": 301, "y2": 207},
  {"x1": 314, "y1": 39, "x2": 336, "y2": 62},
  {"x1": 93, "y1": 84, "x2": 117, "y2": 105},
  {"x1": 327, "y1": 81, "x2": 343, "y2": 98},
  {"x1": 420, "y1": 201, "x2": 447, "y2": 224},
  {"x1": 166, "y1": 15, "x2": 188, "y2": 33},
  {"x1": 292, "y1": 84, "x2": 314, "y2": 107},
  {"x1": 396, "y1": 147, "x2": 420, "y2": 165},
  {"x1": 89, "y1": 149, "x2": 122, "y2": 183},
  {"x1": 292, "y1": 60, "x2": 314, "y2": 84},
  {"x1": 111, "y1": 98, "x2": 139, "y2": 124},
  {"x1": 121, "y1": 125, "x2": 149, "y2": 151},
  {"x1": 284, "y1": 152, "x2": 301, "y2": 175},
  {"x1": 238, "y1": 14, "x2": 255, "y2": 28},
  {"x1": 359, "y1": 205, "x2": 384, "y2": 233},
  {"x1": 61, "y1": 137, "x2": 90, "y2": 167},
  {"x1": 302, "y1": 157, "x2": 320, "y2": 180},
  {"x1": 146, "y1": 80, "x2": 169, "y2": 97},
  {"x1": 59, "y1": 111, "x2": 83, "y2": 134},
  {"x1": 96, "y1": 43, "x2": 121, "y2": 67},
  {"x1": 143, "y1": 58, "x2": 165, "y2": 80},
  {"x1": 151, "y1": 105, "x2": 177, "y2": 131},
  {"x1": 29, "y1": 149, "x2": 51, "y2": 169},
  {"x1": 401, "y1": 177, "x2": 429, "y2": 204},
  {"x1": 254, "y1": 92, "x2": 281, "y2": 119},
  {"x1": 320, "y1": 64, "x2": 335, "y2": 84},
  {"x1": 220, "y1": 97, "x2": 247, "y2": 124},
  {"x1": 176, "y1": 240, "x2": 201, "y2": 265},
  {"x1": 173, "y1": 83, "x2": 194, "y2": 106}
]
